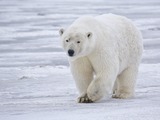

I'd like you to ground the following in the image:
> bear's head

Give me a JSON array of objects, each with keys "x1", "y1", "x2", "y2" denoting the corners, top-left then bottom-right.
[{"x1": 59, "y1": 27, "x2": 96, "y2": 61}]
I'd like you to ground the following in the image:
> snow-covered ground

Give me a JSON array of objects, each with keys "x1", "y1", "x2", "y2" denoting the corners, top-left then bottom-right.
[{"x1": 0, "y1": 0, "x2": 160, "y2": 120}]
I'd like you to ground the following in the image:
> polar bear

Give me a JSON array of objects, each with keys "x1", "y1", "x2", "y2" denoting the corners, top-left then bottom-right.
[{"x1": 59, "y1": 14, "x2": 143, "y2": 103}]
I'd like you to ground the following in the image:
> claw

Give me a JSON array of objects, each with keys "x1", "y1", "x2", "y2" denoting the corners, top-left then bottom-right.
[{"x1": 78, "y1": 94, "x2": 93, "y2": 103}]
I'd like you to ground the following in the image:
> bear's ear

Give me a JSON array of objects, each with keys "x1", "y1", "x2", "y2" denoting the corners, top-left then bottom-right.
[
  {"x1": 59, "y1": 28, "x2": 64, "y2": 36},
  {"x1": 87, "y1": 32, "x2": 92, "y2": 39}
]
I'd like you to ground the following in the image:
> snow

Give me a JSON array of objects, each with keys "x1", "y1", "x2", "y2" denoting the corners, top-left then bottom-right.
[{"x1": 0, "y1": 0, "x2": 160, "y2": 120}]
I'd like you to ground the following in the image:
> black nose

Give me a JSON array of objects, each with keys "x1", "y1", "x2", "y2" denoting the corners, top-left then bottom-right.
[{"x1": 68, "y1": 49, "x2": 74, "y2": 57}]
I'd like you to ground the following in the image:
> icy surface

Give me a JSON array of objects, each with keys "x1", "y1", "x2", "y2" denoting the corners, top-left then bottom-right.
[{"x1": 0, "y1": 0, "x2": 160, "y2": 120}]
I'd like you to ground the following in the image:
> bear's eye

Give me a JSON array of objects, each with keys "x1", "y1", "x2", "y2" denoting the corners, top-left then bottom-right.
[
  {"x1": 77, "y1": 41, "x2": 80, "y2": 43},
  {"x1": 66, "y1": 40, "x2": 69, "y2": 42}
]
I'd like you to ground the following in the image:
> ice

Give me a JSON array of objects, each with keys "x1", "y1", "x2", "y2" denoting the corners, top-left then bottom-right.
[{"x1": 0, "y1": 0, "x2": 160, "y2": 120}]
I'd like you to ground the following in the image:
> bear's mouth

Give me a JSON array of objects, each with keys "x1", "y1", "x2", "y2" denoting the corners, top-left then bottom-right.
[{"x1": 68, "y1": 54, "x2": 74, "y2": 57}]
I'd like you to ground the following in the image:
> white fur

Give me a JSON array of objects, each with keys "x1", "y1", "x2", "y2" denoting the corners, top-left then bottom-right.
[{"x1": 59, "y1": 14, "x2": 143, "y2": 103}]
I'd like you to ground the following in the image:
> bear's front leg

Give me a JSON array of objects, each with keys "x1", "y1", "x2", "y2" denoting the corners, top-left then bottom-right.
[{"x1": 69, "y1": 57, "x2": 94, "y2": 103}]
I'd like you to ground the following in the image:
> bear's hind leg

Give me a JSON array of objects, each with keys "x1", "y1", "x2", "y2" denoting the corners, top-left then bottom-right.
[{"x1": 112, "y1": 65, "x2": 138, "y2": 99}]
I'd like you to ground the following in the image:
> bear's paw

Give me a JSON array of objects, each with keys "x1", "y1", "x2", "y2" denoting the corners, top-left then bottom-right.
[{"x1": 77, "y1": 93, "x2": 93, "y2": 103}]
